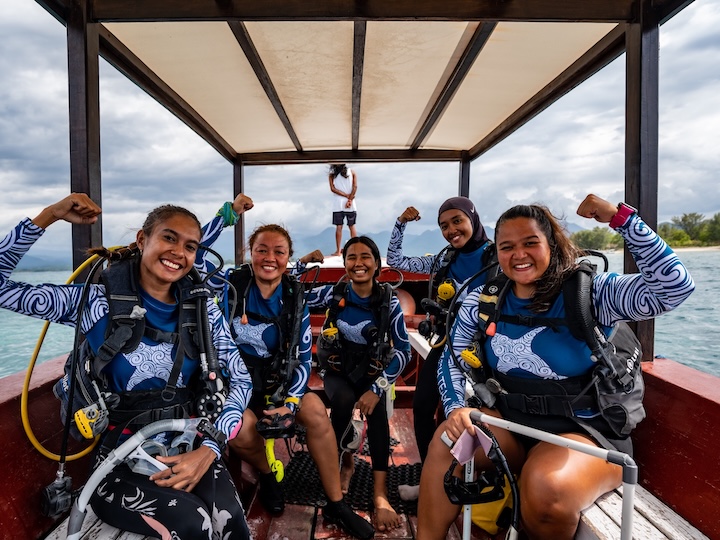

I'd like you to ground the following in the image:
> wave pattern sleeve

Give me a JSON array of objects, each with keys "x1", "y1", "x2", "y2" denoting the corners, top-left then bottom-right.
[
  {"x1": 287, "y1": 306, "x2": 313, "y2": 400},
  {"x1": 386, "y1": 220, "x2": 436, "y2": 274},
  {"x1": 0, "y1": 218, "x2": 106, "y2": 332},
  {"x1": 593, "y1": 215, "x2": 695, "y2": 326},
  {"x1": 438, "y1": 290, "x2": 481, "y2": 416},
  {"x1": 196, "y1": 215, "x2": 230, "y2": 298},
  {"x1": 304, "y1": 284, "x2": 333, "y2": 310},
  {"x1": 381, "y1": 297, "x2": 411, "y2": 386},
  {"x1": 209, "y1": 298, "x2": 251, "y2": 456}
]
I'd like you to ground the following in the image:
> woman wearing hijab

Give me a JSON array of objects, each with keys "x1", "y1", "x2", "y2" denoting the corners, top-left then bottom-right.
[{"x1": 386, "y1": 197, "x2": 496, "y2": 465}]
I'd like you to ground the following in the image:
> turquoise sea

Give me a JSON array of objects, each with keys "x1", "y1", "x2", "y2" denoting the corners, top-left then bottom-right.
[{"x1": 0, "y1": 250, "x2": 718, "y2": 379}]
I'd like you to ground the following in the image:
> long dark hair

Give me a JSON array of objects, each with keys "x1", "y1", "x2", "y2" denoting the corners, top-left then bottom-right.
[
  {"x1": 343, "y1": 235, "x2": 381, "y2": 278},
  {"x1": 495, "y1": 204, "x2": 580, "y2": 313},
  {"x1": 329, "y1": 163, "x2": 348, "y2": 179}
]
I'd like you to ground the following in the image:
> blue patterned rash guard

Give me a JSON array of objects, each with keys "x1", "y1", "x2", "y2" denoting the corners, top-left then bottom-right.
[
  {"x1": 197, "y1": 215, "x2": 312, "y2": 409},
  {"x1": 438, "y1": 214, "x2": 695, "y2": 417},
  {"x1": 306, "y1": 283, "x2": 411, "y2": 396},
  {"x1": 0, "y1": 218, "x2": 251, "y2": 458},
  {"x1": 387, "y1": 219, "x2": 492, "y2": 302}
]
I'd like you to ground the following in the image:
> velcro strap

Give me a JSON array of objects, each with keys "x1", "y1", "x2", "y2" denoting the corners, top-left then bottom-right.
[{"x1": 498, "y1": 393, "x2": 595, "y2": 417}]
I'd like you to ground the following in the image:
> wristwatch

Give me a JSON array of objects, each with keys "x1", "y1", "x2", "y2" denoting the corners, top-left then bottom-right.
[
  {"x1": 375, "y1": 376, "x2": 390, "y2": 391},
  {"x1": 609, "y1": 202, "x2": 637, "y2": 229}
]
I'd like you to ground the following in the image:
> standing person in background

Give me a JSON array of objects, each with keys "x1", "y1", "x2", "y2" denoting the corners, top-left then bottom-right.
[{"x1": 329, "y1": 163, "x2": 358, "y2": 256}]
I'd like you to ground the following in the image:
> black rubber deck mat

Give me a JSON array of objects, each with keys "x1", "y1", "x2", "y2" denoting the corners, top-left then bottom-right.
[{"x1": 282, "y1": 451, "x2": 421, "y2": 515}]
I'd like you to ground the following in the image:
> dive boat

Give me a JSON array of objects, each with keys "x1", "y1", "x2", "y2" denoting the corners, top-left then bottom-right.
[{"x1": 2, "y1": 0, "x2": 719, "y2": 539}]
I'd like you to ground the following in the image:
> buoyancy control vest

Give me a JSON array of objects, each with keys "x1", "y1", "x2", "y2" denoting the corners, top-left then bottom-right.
[
  {"x1": 226, "y1": 264, "x2": 305, "y2": 401},
  {"x1": 418, "y1": 243, "x2": 499, "y2": 341},
  {"x1": 316, "y1": 282, "x2": 394, "y2": 384},
  {"x1": 463, "y1": 261, "x2": 645, "y2": 439},
  {"x1": 54, "y1": 257, "x2": 224, "y2": 442}
]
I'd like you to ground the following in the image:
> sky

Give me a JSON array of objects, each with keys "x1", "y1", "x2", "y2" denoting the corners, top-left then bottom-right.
[{"x1": 1, "y1": 0, "x2": 719, "y2": 260}]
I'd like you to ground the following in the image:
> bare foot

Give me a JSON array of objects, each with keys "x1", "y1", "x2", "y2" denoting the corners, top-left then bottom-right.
[
  {"x1": 374, "y1": 495, "x2": 401, "y2": 532},
  {"x1": 340, "y1": 453, "x2": 355, "y2": 494},
  {"x1": 329, "y1": 251, "x2": 342, "y2": 257}
]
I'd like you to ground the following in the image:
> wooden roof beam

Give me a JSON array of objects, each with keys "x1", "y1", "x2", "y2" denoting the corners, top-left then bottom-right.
[
  {"x1": 351, "y1": 21, "x2": 366, "y2": 151},
  {"x1": 411, "y1": 22, "x2": 495, "y2": 150},
  {"x1": 239, "y1": 149, "x2": 463, "y2": 166},
  {"x1": 228, "y1": 22, "x2": 303, "y2": 153},
  {"x1": 469, "y1": 24, "x2": 627, "y2": 160},
  {"x1": 89, "y1": 0, "x2": 638, "y2": 23}
]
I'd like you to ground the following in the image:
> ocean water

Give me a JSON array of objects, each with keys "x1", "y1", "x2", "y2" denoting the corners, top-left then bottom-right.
[{"x1": 0, "y1": 251, "x2": 717, "y2": 379}]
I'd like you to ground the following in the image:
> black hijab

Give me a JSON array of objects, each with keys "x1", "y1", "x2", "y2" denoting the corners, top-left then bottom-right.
[{"x1": 437, "y1": 196, "x2": 489, "y2": 253}]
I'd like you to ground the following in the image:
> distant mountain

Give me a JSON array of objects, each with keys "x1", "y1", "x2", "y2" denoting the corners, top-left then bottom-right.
[{"x1": 16, "y1": 253, "x2": 71, "y2": 271}]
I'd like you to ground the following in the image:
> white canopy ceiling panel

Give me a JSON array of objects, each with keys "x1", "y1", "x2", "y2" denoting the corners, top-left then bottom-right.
[
  {"x1": 359, "y1": 21, "x2": 472, "y2": 149},
  {"x1": 103, "y1": 21, "x2": 295, "y2": 153},
  {"x1": 424, "y1": 22, "x2": 618, "y2": 150},
  {"x1": 245, "y1": 21, "x2": 354, "y2": 150}
]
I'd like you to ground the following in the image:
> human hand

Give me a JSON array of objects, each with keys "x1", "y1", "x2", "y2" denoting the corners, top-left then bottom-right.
[
  {"x1": 299, "y1": 249, "x2": 324, "y2": 264},
  {"x1": 345, "y1": 199, "x2": 353, "y2": 209},
  {"x1": 32, "y1": 193, "x2": 101, "y2": 229},
  {"x1": 577, "y1": 194, "x2": 617, "y2": 224},
  {"x1": 262, "y1": 405, "x2": 293, "y2": 418},
  {"x1": 356, "y1": 390, "x2": 381, "y2": 416},
  {"x1": 444, "y1": 407, "x2": 476, "y2": 443},
  {"x1": 232, "y1": 193, "x2": 254, "y2": 214},
  {"x1": 152, "y1": 445, "x2": 216, "y2": 492},
  {"x1": 398, "y1": 206, "x2": 421, "y2": 224}
]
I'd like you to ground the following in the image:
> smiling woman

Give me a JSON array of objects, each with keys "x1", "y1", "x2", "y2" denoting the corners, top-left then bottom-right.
[
  {"x1": 0, "y1": 193, "x2": 253, "y2": 539},
  {"x1": 306, "y1": 235, "x2": 411, "y2": 533}
]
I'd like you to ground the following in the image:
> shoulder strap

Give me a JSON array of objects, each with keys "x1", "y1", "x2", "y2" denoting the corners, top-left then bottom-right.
[
  {"x1": 374, "y1": 282, "x2": 394, "y2": 345},
  {"x1": 96, "y1": 258, "x2": 146, "y2": 375},
  {"x1": 268, "y1": 273, "x2": 306, "y2": 402},
  {"x1": 432, "y1": 245, "x2": 458, "y2": 290},
  {"x1": 562, "y1": 261, "x2": 636, "y2": 388},
  {"x1": 323, "y1": 281, "x2": 349, "y2": 330},
  {"x1": 481, "y1": 242, "x2": 500, "y2": 281},
  {"x1": 280, "y1": 273, "x2": 304, "y2": 347},
  {"x1": 227, "y1": 263, "x2": 254, "y2": 322}
]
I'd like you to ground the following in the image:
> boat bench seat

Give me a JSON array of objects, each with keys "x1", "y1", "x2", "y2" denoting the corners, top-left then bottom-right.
[
  {"x1": 45, "y1": 508, "x2": 147, "y2": 540},
  {"x1": 578, "y1": 483, "x2": 709, "y2": 539}
]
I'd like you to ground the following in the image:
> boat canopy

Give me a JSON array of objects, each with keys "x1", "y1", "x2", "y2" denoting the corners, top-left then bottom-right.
[{"x1": 33, "y1": 0, "x2": 696, "y2": 358}]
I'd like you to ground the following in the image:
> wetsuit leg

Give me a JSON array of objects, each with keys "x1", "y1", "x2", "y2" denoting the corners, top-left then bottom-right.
[
  {"x1": 413, "y1": 345, "x2": 443, "y2": 463},
  {"x1": 323, "y1": 372, "x2": 357, "y2": 448},
  {"x1": 90, "y1": 461, "x2": 249, "y2": 540},
  {"x1": 366, "y1": 393, "x2": 390, "y2": 471}
]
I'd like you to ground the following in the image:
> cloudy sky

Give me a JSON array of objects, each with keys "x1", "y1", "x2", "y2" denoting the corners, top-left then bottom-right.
[{"x1": 1, "y1": 0, "x2": 719, "y2": 260}]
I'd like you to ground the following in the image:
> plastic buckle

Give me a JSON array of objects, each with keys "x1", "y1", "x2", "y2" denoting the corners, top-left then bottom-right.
[{"x1": 256, "y1": 412, "x2": 296, "y2": 440}]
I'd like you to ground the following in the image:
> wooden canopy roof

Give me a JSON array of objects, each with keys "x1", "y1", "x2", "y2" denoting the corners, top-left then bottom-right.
[{"x1": 38, "y1": 0, "x2": 691, "y2": 166}]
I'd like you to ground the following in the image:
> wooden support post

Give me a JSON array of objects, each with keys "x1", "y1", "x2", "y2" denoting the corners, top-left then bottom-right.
[
  {"x1": 67, "y1": 0, "x2": 102, "y2": 272},
  {"x1": 459, "y1": 152, "x2": 470, "y2": 198},
  {"x1": 233, "y1": 159, "x2": 245, "y2": 264},
  {"x1": 625, "y1": 5, "x2": 659, "y2": 360}
]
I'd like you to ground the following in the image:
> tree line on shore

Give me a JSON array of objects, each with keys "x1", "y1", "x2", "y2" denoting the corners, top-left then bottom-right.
[{"x1": 570, "y1": 212, "x2": 720, "y2": 250}]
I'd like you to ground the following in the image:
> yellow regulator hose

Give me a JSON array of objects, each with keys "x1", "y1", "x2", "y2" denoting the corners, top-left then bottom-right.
[{"x1": 20, "y1": 254, "x2": 105, "y2": 461}]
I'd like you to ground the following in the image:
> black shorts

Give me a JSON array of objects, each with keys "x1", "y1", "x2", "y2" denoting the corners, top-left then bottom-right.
[{"x1": 332, "y1": 211, "x2": 357, "y2": 226}]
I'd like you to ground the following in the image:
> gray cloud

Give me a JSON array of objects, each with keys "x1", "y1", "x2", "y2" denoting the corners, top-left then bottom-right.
[{"x1": 1, "y1": 0, "x2": 719, "y2": 257}]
